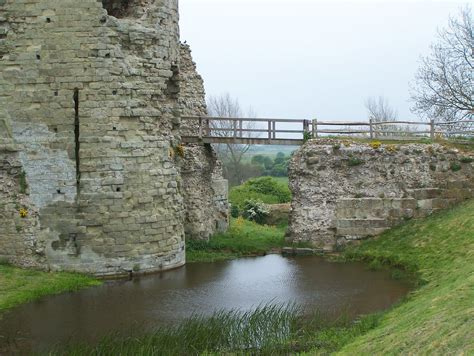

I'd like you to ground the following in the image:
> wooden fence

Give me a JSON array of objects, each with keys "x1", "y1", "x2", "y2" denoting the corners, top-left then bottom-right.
[{"x1": 181, "y1": 116, "x2": 474, "y2": 145}]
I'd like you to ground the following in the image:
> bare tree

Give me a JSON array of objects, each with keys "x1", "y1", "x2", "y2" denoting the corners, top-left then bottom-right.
[
  {"x1": 207, "y1": 93, "x2": 257, "y2": 185},
  {"x1": 410, "y1": 6, "x2": 473, "y2": 132},
  {"x1": 365, "y1": 96, "x2": 400, "y2": 137}
]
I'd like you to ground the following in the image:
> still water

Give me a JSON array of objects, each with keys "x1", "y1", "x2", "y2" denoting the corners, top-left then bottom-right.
[{"x1": 0, "y1": 255, "x2": 410, "y2": 352}]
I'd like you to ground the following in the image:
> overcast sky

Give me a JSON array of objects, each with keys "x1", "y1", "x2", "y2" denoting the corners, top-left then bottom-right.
[{"x1": 180, "y1": 0, "x2": 467, "y2": 122}]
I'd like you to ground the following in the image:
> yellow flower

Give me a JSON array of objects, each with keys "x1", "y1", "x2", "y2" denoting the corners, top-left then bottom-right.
[
  {"x1": 236, "y1": 216, "x2": 245, "y2": 227},
  {"x1": 386, "y1": 144, "x2": 398, "y2": 153},
  {"x1": 370, "y1": 141, "x2": 382, "y2": 150},
  {"x1": 19, "y1": 208, "x2": 28, "y2": 218}
]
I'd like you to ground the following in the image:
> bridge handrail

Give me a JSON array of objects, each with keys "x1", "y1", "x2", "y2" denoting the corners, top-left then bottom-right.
[{"x1": 181, "y1": 116, "x2": 474, "y2": 145}]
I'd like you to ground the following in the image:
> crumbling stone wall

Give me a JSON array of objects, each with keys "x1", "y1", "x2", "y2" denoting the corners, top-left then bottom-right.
[
  {"x1": 179, "y1": 45, "x2": 229, "y2": 240},
  {"x1": 0, "y1": 0, "x2": 227, "y2": 275},
  {"x1": 287, "y1": 140, "x2": 474, "y2": 251},
  {"x1": 0, "y1": 140, "x2": 47, "y2": 268}
]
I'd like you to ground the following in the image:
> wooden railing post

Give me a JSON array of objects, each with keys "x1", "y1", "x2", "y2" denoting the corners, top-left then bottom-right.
[
  {"x1": 303, "y1": 119, "x2": 309, "y2": 139},
  {"x1": 268, "y1": 120, "x2": 272, "y2": 140},
  {"x1": 272, "y1": 121, "x2": 276, "y2": 139},
  {"x1": 233, "y1": 120, "x2": 237, "y2": 138},
  {"x1": 312, "y1": 118, "x2": 318, "y2": 138},
  {"x1": 430, "y1": 119, "x2": 435, "y2": 140},
  {"x1": 239, "y1": 120, "x2": 243, "y2": 138},
  {"x1": 369, "y1": 119, "x2": 374, "y2": 139}
]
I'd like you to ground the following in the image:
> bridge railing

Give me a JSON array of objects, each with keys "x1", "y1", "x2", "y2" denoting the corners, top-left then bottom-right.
[{"x1": 181, "y1": 116, "x2": 474, "y2": 144}]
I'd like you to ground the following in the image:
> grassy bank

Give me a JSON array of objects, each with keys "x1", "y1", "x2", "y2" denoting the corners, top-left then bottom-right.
[
  {"x1": 335, "y1": 199, "x2": 474, "y2": 354},
  {"x1": 187, "y1": 217, "x2": 288, "y2": 263},
  {"x1": 0, "y1": 263, "x2": 100, "y2": 313}
]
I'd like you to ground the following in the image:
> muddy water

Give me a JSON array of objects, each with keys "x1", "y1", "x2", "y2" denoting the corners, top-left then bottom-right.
[{"x1": 0, "y1": 255, "x2": 410, "y2": 352}]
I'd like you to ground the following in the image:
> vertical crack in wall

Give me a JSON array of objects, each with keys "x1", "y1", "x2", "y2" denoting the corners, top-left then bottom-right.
[{"x1": 73, "y1": 89, "x2": 80, "y2": 194}]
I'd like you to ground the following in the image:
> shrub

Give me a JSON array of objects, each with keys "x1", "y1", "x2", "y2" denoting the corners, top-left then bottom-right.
[
  {"x1": 348, "y1": 157, "x2": 364, "y2": 167},
  {"x1": 303, "y1": 131, "x2": 313, "y2": 142},
  {"x1": 242, "y1": 200, "x2": 269, "y2": 224},
  {"x1": 230, "y1": 204, "x2": 240, "y2": 218},
  {"x1": 450, "y1": 162, "x2": 462, "y2": 172},
  {"x1": 229, "y1": 177, "x2": 291, "y2": 210},
  {"x1": 459, "y1": 156, "x2": 473, "y2": 164}
]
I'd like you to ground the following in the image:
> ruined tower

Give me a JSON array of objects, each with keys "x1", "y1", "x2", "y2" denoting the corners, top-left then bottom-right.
[{"x1": 0, "y1": 0, "x2": 228, "y2": 275}]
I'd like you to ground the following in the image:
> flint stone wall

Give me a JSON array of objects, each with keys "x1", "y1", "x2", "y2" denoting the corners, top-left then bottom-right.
[
  {"x1": 287, "y1": 140, "x2": 474, "y2": 251},
  {"x1": 178, "y1": 44, "x2": 229, "y2": 241},
  {"x1": 0, "y1": 0, "x2": 228, "y2": 275}
]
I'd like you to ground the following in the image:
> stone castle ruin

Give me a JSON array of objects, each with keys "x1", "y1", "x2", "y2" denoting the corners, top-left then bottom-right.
[
  {"x1": 1, "y1": 0, "x2": 472, "y2": 276},
  {"x1": 287, "y1": 140, "x2": 474, "y2": 251},
  {"x1": 0, "y1": 0, "x2": 228, "y2": 276}
]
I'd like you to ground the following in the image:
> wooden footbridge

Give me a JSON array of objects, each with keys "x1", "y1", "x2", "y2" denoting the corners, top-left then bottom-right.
[{"x1": 181, "y1": 116, "x2": 474, "y2": 146}]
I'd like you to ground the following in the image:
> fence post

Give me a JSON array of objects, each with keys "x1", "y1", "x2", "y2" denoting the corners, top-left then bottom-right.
[
  {"x1": 303, "y1": 120, "x2": 310, "y2": 140},
  {"x1": 272, "y1": 121, "x2": 276, "y2": 139},
  {"x1": 198, "y1": 116, "x2": 203, "y2": 139},
  {"x1": 369, "y1": 119, "x2": 374, "y2": 139},
  {"x1": 268, "y1": 120, "x2": 272, "y2": 140},
  {"x1": 233, "y1": 119, "x2": 237, "y2": 138},
  {"x1": 239, "y1": 120, "x2": 243, "y2": 138},
  {"x1": 430, "y1": 119, "x2": 435, "y2": 140},
  {"x1": 312, "y1": 118, "x2": 318, "y2": 138}
]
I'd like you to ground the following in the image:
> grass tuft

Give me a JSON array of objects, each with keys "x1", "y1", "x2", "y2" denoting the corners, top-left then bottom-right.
[{"x1": 51, "y1": 304, "x2": 382, "y2": 355}]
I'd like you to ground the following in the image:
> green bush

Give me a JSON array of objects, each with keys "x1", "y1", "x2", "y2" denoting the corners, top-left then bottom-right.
[
  {"x1": 348, "y1": 157, "x2": 364, "y2": 167},
  {"x1": 242, "y1": 199, "x2": 270, "y2": 224},
  {"x1": 450, "y1": 162, "x2": 462, "y2": 172},
  {"x1": 230, "y1": 204, "x2": 240, "y2": 218},
  {"x1": 229, "y1": 177, "x2": 291, "y2": 210}
]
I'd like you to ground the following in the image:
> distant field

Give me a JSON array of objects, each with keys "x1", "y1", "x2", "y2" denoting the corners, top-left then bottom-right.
[{"x1": 272, "y1": 177, "x2": 289, "y2": 185}]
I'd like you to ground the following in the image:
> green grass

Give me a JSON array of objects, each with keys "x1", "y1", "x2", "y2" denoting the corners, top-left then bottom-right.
[
  {"x1": 0, "y1": 263, "x2": 100, "y2": 312},
  {"x1": 187, "y1": 218, "x2": 288, "y2": 263},
  {"x1": 335, "y1": 199, "x2": 474, "y2": 354},
  {"x1": 52, "y1": 304, "x2": 384, "y2": 355}
]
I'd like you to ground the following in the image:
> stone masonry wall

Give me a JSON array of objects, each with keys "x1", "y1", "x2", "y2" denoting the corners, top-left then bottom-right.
[
  {"x1": 0, "y1": 0, "x2": 227, "y2": 275},
  {"x1": 178, "y1": 44, "x2": 229, "y2": 240},
  {"x1": 287, "y1": 140, "x2": 474, "y2": 251}
]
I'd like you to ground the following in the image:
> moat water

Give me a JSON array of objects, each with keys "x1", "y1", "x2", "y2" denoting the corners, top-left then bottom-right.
[{"x1": 0, "y1": 255, "x2": 410, "y2": 352}]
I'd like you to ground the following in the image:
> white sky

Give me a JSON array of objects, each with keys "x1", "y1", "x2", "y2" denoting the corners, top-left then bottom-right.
[{"x1": 180, "y1": 0, "x2": 468, "y2": 122}]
